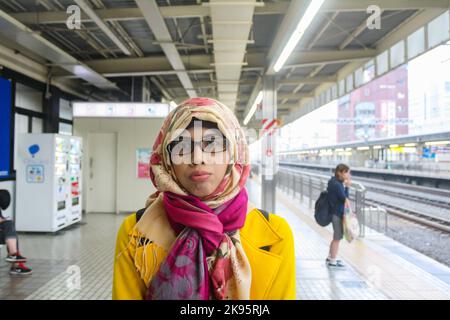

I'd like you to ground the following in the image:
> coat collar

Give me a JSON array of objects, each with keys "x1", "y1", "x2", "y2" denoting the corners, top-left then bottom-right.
[
  {"x1": 240, "y1": 204, "x2": 283, "y2": 249},
  {"x1": 239, "y1": 204, "x2": 285, "y2": 299}
]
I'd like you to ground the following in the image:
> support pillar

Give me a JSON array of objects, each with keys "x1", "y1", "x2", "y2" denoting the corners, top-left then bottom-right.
[{"x1": 261, "y1": 75, "x2": 278, "y2": 213}]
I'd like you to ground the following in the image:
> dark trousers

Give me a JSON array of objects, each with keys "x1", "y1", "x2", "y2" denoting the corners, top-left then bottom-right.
[{"x1": 0, "y1": 220, "x2": 18, "y2": 251}]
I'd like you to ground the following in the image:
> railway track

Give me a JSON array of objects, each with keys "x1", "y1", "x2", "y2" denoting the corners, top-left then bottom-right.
[
  {"x1": 278, "y1": 165, "x2": 450, "y2": 233},
  {"x1": 351, "y1": 175, "x2": 450, "y2": 208},
  {"x1": 364, "y1": 198, "x2": 450, "y2": 234},
  {"x1": 364, "y1": 184, "x2": 450, "y2": 211}
]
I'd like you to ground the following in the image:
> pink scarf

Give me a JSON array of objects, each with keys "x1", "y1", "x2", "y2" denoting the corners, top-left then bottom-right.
[
  {"x1": 146, "y1": 188, "x2": 248, "y2": 299},
  {"x1": 132, "y1": 97, "x2": 252, "y2": 299}
]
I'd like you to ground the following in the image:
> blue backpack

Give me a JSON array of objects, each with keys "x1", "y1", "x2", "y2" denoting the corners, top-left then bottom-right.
[{"x1": 314, "y1": 191, "x2": 332, "y2": 226}]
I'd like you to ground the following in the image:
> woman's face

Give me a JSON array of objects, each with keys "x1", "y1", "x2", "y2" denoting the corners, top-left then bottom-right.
[
  {"x1": 337, "y1": 170, "x2": 350, "y2": 181},
  {"x1": 170, "y1": 125, "x2": 230, "y2": 198}
]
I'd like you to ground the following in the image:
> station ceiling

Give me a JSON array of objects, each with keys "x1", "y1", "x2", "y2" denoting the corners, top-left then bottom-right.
[{"x1": 0, "y1": 0, "x2": 448, "y2": 125}]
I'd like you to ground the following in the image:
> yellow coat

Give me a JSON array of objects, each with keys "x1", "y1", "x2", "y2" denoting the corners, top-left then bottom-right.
[{"x1": 112, "y1": 207, "x2": 296, "y2": 300}]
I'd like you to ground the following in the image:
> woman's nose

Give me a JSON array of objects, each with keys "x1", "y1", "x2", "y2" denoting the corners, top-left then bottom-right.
[{"x1": 192, "y1": 144, "x2": 203, "y2": 164}]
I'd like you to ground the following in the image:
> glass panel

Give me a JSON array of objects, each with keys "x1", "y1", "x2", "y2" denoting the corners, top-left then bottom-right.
[
  {"x1": 390, "y1": 40, "x2": 405, "y2": 68},
  {"x1": 60, "y1": 99, "x2": 73, "y2": 120},
  {"x1": 338, "y1": 79, "x2": 345, "y2": 96},
  {"x1": 15, "y1": 83, "x2": 43, "y2": 112},
  {"x1": 363, "y1": 60, "x2": 375, "y2": 83},
  {"x1": 428, "y1": 11, "x2": 450, "y2": 48},
  {"x1": 32, "y1": 117, "x2": 43, "y2": 133},
  {"x1": 376, "y1": 50, "x2": 389, "y2": 75},
  {"x1": 346, "y1": 74, "x2": 354, "y2": 92},
  {"x1": 331, "y1": 84, "x2": 338, "y2": 99},
  {"x1": 326, "y1": 88, "x2": 331, "y2": 102},
  {"x1": 59, "y1": 123, "x2": 73, "y2": 136},
  {"x1": 355, "y1": 67, "x2": 364, "y2": 87},
  {"x1": 14, "y1": 114, "x2": 29, "y2": 170},
  {"x1": 407, "y1": 27, "x2": 425, "y2": 59}
]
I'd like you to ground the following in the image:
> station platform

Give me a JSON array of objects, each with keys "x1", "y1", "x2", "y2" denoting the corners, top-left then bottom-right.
[
  {"x1": 1, "y1": 180, "x2": 450, "y2": 300},
  {"x1": 281, "y1": 162, "x2": 450, "y2": 181},
  {"x1": 247, "y1": 177, "x2": 450, "y2": 299}
]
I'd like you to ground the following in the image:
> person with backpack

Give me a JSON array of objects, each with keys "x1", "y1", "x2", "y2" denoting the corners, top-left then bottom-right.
[
  {"x1": 113, "y1": 98, "x2": 296, "y2": 300},
  {"x1": 0, "y1": 190, "x2": 33, "y2": 275},
  {"x1": 326, "y1": 164, "x2": 351, "y2": 268}
]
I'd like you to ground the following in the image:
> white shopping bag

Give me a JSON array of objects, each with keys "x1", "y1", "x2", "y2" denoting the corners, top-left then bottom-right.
[{"x1": 343, "y1": 202, "x2": 360, "y2": 243}]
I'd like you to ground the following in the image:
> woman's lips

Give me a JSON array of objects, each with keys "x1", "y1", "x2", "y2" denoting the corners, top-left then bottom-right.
[{"x1": 189, "y1": 171, "x2": 212, "y2": 182}]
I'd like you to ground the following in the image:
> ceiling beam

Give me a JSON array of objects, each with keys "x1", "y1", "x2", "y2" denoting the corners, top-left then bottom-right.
[
  {"x1": 308, "y1": 11, "x2": 339, "y2": 50},
  {"x1": 74, "y1": 0, "x2": 131, "y2": 55},
  {"x1": 278, "y1": 75, "x2": 337, "y2": 85},
  {"x1": 374, "y1": 8, "x2": 449, "y2": 52},
  {"x1": 282, "y1": 49, "x2": 377, "y2": 68},
  {"x1": 10, "y1": 1, "x2": 449, "y2": 24},
  {"x1": 0, "y1": 10, "x2": 118, "y2": 90},
  {"x1": 8, "y1": 4, "x2": 281, "y2": 24},
  {"x1": 280, "y1": 64, "x2": 325, "y2": 105},
  {"x1": 322, "y1": 0, "x2": 450, "y2": 12},
  {"x1": 208, "y1": 0, "x2": 258, "y2": 109},
  {"x1": 267, "y1": 0, "x2": 308, "y2": 67},
  {"x1": 135, "y1": 0, "x2": 196, "y2": 98},
  {"x1": 239, "y1": 92, "x2": 314, "y2": 100},
  {"x1": 339, "y1": 10, "x2": 384, "y2": 50},
  {"x1": 80, "y1": 50, "x2": 376, "y2": 74},
  {"x1": 284, "y1": 7, "x2": 450, "y2": 126}
]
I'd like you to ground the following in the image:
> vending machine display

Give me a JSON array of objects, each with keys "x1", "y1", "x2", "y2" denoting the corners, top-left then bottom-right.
[
  {"x1": 16, "y1": 134, "x2": 83, "y2": 232},
  {"x1": 69, "y1": 137, "x2": 82, "y2": 222}
]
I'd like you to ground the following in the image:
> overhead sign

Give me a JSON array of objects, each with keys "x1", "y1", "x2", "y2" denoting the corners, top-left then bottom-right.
[{"x1": 73, "y1": 102, "x2": 170, "y2": 118}]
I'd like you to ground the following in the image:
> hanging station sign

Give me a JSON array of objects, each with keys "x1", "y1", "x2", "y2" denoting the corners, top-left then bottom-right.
[{"x1": 73, "y1": 102, "x2": 170, "y2": 118}]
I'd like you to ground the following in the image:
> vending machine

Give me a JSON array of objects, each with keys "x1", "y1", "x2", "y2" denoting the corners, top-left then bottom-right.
[{"x1": 15, "y1": 134, "x2": 83, "y2": 232}]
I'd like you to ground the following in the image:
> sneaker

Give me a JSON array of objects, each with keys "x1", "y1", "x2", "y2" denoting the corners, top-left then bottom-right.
[
  {"x1": 6, "y1": 253, "x2": 27, "y2": 263},
  {"x1": 9, "y1": 263, "x2": 33, "y2": 276},
  {"x1": 326, "y1": 257, "x2": 343, "y2": 264},
  {"x1": 326, "y1": 259, "x2": 345, "y2": 268}
]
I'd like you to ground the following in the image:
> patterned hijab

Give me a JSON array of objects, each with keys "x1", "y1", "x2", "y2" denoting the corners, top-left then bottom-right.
[{"x1": 135, "y1": 97, "x2": 252, "y2": 300}]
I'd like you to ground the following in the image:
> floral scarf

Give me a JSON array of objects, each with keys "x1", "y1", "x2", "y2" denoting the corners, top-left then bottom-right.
[{"x1": 133, "y1": 97, "x2": 252, "y2": 300}]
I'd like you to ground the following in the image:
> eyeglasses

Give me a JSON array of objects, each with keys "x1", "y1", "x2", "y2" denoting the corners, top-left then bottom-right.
[{"x1": 167, "y1": 136, "x2": 228, "y2": 156}]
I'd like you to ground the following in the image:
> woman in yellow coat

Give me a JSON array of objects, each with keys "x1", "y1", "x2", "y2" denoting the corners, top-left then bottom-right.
[{"x1": 113, "y1": 98, "x2": 296, "y2": 300}]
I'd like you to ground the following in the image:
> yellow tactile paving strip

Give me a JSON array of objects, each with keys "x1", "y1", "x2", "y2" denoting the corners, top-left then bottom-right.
[{"x1": 274, "y1": 181, "x2": 450, "y2": 300}]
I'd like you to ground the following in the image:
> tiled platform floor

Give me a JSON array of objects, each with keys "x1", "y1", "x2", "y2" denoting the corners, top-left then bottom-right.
[
  {"x1": 247, "y1": 179, "x2": 386, "y2": 300},
  {"x1": 1, "y1": 178, "x2": 449, "y2": 300},
  {"x1": 0, "y1": 213, "x2": 123, "y2": 300},
  {"x1": 247, "y1": 177, "x2": 450, "y2": 300}
]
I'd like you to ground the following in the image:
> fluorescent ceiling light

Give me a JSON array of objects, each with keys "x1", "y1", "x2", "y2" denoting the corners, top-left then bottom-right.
[
  {"x1": 373, "y1": 145, "x2": 382, "y2": 149},
  {"x1": 425, "y1": 140, "x2": 450, "y2": 146},
  {"x1": 273, "y1": 0, "x2": 325, "y2": 73},
  {"x1": 243, "y1": 91, "x2": 263, "y2": 125},
  {"x1": 357, "y1": 146, "x2": 370, "y2": 151}
]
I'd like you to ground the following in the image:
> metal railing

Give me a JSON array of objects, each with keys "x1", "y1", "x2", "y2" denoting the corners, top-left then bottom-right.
[
  {"x1": 276, "y1": 168, "x2": 388, "y2": 237},
  {"x1": 362, "y1": 205, "x2": 388, "y2": 235}
]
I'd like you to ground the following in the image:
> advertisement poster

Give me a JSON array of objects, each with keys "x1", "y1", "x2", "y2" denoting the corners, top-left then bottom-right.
[{"x1": 136, "y1": 148, "x2": 151, "y2": 179}]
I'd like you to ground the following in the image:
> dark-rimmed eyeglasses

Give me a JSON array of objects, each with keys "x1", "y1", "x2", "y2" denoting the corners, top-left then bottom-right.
[{"x1": 167, "y1": 136, "x2": 228, "y2": 157}]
